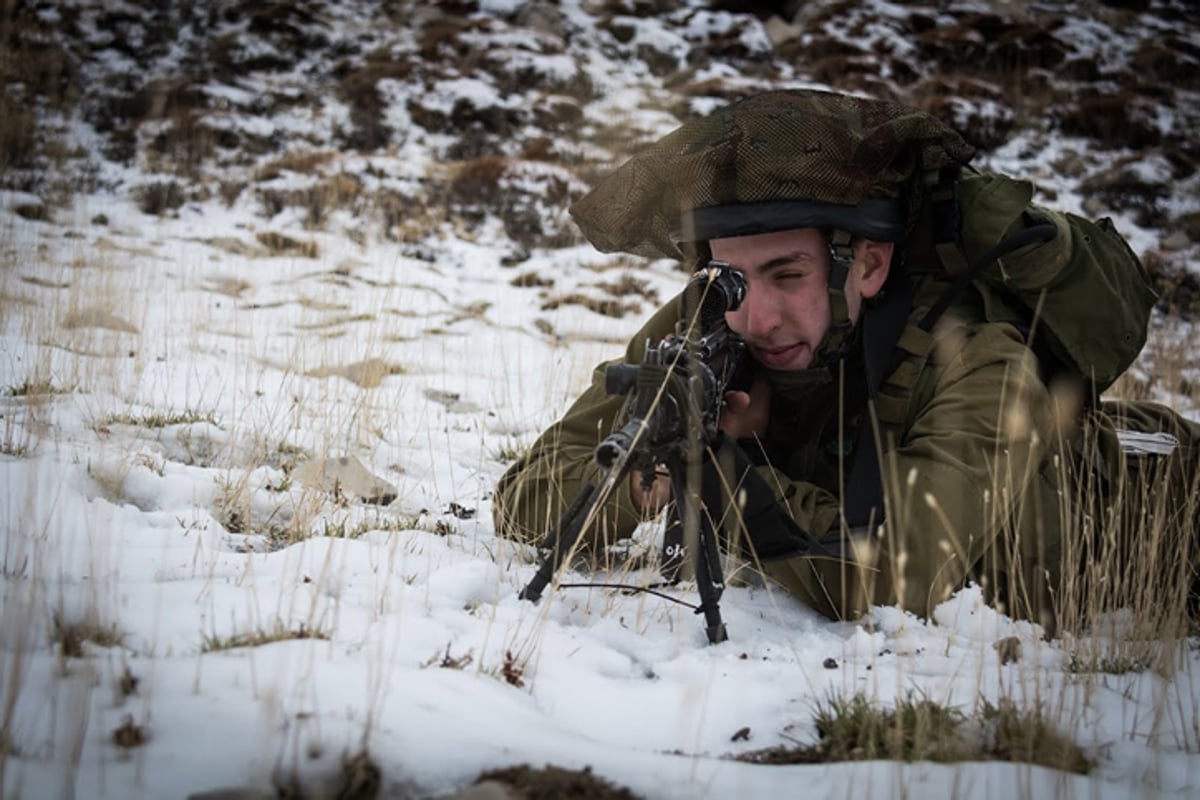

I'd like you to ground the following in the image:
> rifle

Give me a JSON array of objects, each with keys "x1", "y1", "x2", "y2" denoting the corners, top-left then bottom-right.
[{"x1": 518, "y1": 262, "x2": 749, "y2": 644}]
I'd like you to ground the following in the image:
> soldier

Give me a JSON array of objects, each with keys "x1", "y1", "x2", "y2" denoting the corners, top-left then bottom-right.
[{"x1": 494, "y1": 89, "x2": 1199, "y2": 631}]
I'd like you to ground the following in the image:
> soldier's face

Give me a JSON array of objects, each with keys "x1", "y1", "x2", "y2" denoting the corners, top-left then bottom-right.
[
  {"x1": 713, "y1": 228, "x2": 837, "y2": 371},
  {"x1": 714, "y1": 228, "x2": 890, "y2": 372}
]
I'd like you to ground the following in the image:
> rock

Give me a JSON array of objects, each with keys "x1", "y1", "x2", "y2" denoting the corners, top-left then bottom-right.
[
  {"x1": 1160, "y1": 230, "x2": 1191, "y2": 251},
  {"x1": 515, "y1": 1, "x2": 567, "y2": 39},
  {"x1": 296, "y1": 455, "x2": 397, "y2": 505},
  {"x1": 763, "y1": 15, "x2": 802, "y2": 48},
  {"x1": 1173, "y1": 211, "x2": 1200, "y2": 242},
  {"x1": 307, "y1": 358, "x2": 404, "y2": 388},
  {"x1": 14, "y1": 200, "x2": 47, "y2": 221},
  {"x1": 423, "y1": 388, "x2": 480, "y2": 414},
  {"x1": 187, "y1": 790, "x2": 273, "y2": 800},
  {"x1": 440, "y1": 781, "x2": 519, "y2": 800}
]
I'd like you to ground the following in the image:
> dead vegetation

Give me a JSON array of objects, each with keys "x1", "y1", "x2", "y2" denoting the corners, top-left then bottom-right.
[
  {"x1": 111, "y1": 715, "x2": 147, "y2": 749},
  {"x1": 540, "y1": 293, "x2": 641, "y2": 319},
  {"x1": 5, "y1": 0, "x2": 1192, "y2": 255},
  {"x1": 272, "y1": 746, "x2": 383, "y2": 800},
  {"x1": 1142, "y1": 250, "x2": 1200, "y2": 319},
  {"x1": 473, "y1": 764, "x2": 642, "y2": 800},
  {"x1": 498, "y1": 649, "x2": 525, "y2": 688},
  {"x1": 255, "y1": 231, "x2": 319, "y2": 258},
  {"x1": 423, "y1": 643, "x2": 473, "y2": 670},
  {"x1": 53, "y1": 613, "x2": 125, "y2": 658},
  {"x1": 201, "y1": 622, "x2": 329, "y2": 653},
  {"x1": 736, "y1": 693, "x2": 1092, "y2": 774}
]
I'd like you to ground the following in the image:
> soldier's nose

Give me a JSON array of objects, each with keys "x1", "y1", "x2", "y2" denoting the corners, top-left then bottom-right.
[{"x1": 731, "y1": 289, "x2": 778, "y2": 340}]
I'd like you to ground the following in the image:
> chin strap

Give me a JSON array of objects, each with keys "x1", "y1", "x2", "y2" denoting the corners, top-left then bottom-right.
[{"x1": 815, "y1": 228, "x2": 856, "y2": 369}]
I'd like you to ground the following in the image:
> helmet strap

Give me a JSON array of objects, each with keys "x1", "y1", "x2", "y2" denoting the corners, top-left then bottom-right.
[{"x1": 817, "y1": 228, "x2": 856, "y2": 368}]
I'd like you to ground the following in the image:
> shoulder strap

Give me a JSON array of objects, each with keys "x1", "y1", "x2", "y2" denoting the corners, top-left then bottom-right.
[
  {"x1": 841, "y1": 270, "x2": 917, "y2": 530},
  {"x1": 839, "y1": 171, "x2": 1057, "y2": 533}
]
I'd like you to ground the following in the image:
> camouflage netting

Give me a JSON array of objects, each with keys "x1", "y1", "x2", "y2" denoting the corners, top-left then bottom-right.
[{"x1": 570, "y1": 89, "x2": 977, "y2": 260}]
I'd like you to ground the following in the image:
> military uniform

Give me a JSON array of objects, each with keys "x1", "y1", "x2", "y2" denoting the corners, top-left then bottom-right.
[{"x1": 493, "y1": 90, "x2": 1200, "y2": 629}]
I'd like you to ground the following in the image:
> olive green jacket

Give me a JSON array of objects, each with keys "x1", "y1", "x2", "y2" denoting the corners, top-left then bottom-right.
[
  {"x1": 494, "y1": 268, "x2": 1069, "y2": 615},
  {"x1": 494, "y1": 282, "x2": 1199, "y2": 626}
]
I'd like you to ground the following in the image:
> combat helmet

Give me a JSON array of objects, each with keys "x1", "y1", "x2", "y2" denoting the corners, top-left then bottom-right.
[{"x1": 570, "y1": 89, "x2": 975, "y2": 370}]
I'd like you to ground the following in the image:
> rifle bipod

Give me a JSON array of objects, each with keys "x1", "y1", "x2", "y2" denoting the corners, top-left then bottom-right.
[{"x1": 517, "y1": 453, "x2": 729, "y2": 645}]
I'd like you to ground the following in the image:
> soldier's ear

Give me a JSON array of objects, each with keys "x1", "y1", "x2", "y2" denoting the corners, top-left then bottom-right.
[{"x1": 856, "y1": 240, "x2": 893, "y2": 299}]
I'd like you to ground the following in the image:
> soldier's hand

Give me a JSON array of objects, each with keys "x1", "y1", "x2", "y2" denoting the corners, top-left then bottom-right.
[{"x1": 720, "y1": 374, "x2": 770, "y2": 440}]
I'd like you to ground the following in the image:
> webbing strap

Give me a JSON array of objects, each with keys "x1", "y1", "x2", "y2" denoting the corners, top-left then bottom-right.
[
  {"x1": 896, "y1": 325, "x2": 934, "y2": 357},
  {"x1": 841, "y1": 269, "x2": 916, "y2": 529},
  {"x1": 819, "y1": 228, "x2": 856, "y2": 368},
  {"x1": 918, "y1": 223, "x2": 1058, "y2": 333},
  {"x1": 874, "y1": 333, "x2": 935, "y2": 429},
  {"x1": 929, "y1": 167, "x2": 968, "y2": 275}
]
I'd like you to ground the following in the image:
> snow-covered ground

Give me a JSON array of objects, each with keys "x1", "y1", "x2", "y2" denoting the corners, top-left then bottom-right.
[
  {"x1": 3, "y1": 181, "x2": 1199, "y2": 798},
  {"x1": 3, "y1": 0, "x2": 1200, "y2": 798}
]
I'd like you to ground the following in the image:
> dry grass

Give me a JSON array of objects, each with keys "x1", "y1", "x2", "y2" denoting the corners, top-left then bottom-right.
[
  {"x1": 133, "y1": 180, "x2": 187, "y2": 216},
  {"x1": 53, "y1": 613, "x2": 126, "y2": 658},
  {"x1": 1053, "y1": 437, "x2": 1197, "y2": 675},
  {"x1": 96, "y1": 408, "x2": 219, "y2": 431},
  {"x1": 200, "y1": 622, "x2": 329, "y2": 653},
  {"x1": 257, "y1": 173, "x2": 364, "y2": 231},
  {"x1": 111, "y1": 715, "x2": 148, "y2": 749},
  {"x1": 270, "y1": 747, "x2": 382, "y2": 800},
  {"x1": 736, "y1": 693, "x2": 1093, "y2": 773},
  {"x1": 3, "y1": 380, "x2": 69, "y2": 397},
  {"x1": 540, "y1": 293, "x2": 641, "y2": 318},
  {"x1": 1049, "y1": 325, "x2": 1200, "y2": 675},
  {"x1": 423, "y1": 643, "x2": 474, "y2": 671},
  {"x1": 474, "y1": 764, "x2": 642, "y2": 800},
  {"x1": 255, "y1": 230, "x2": 320, "y2": 258}
]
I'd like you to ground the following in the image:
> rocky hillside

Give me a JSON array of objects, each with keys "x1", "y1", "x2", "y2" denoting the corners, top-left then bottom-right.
[{"x1": 3, "y1": 0, "x2": 1198, "y2": 298}]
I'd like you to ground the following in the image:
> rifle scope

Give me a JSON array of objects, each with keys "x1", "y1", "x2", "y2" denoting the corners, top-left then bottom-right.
[{"x1": 593, "y1": 262, "x2": 747, "y2": 469}]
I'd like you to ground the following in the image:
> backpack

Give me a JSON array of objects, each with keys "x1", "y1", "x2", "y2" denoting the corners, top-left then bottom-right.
[
  {"x1": 844, "y1": 165, "x2": 1158, "y2": 528},
  {"x1": 909, "y1": 166, "x2": 1156, "y2": 394}
]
